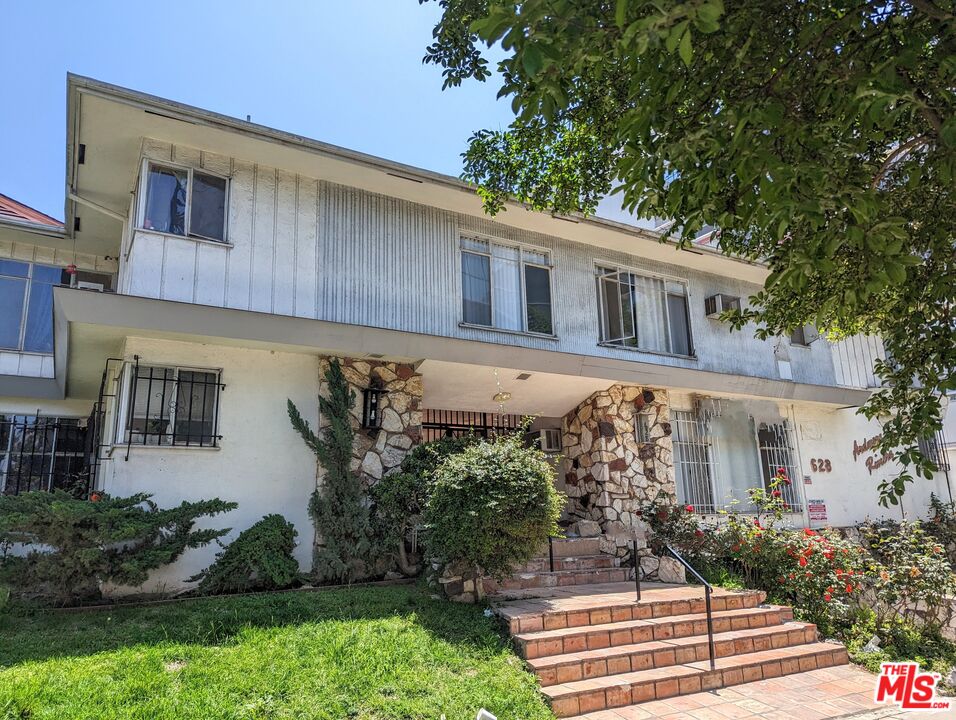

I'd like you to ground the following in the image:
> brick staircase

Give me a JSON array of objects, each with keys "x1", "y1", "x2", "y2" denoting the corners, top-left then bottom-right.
[
  {"x1": 482, "y1": 537, "x2": 633, "y2": 596},
  {"x1": 494, "y1": 583, "x2": 850, "y2": 718}
]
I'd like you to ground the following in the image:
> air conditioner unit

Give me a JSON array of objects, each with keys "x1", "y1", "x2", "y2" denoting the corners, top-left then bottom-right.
[
  {"x1": 77, "y1": 281, "x2": 105, "y2": 291},
  {"x1": 526, "y1": 428, "x2": 562, "y2": 453},
  {"x1": 704, "y1": 293, "x2": 741, "y2": 318}
]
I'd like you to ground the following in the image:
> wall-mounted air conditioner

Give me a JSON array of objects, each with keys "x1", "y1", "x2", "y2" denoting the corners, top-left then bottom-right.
[
  {"x1": 526, "y1": 428, "x2": 562, "y2": 453},
  {"x1": 704, "y1": 293, "x2": 741, "y2": 318}
]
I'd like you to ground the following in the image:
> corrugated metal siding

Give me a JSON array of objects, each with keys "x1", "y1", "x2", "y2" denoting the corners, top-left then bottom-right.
[
  {"x1": 832, "y1": 335, "x2": 884, "y2": 389},
  {"x1": 124, "y1": 140, "x2": 848, "y2": 387}
]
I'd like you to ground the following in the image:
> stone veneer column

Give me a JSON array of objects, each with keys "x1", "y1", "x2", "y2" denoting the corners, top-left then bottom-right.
[
  {"x1": 562, "y1": 385, "x2": 678, "y2": 564},
  {"x1": 317, "y1": 356, "x2": 423, "y2": 490}
]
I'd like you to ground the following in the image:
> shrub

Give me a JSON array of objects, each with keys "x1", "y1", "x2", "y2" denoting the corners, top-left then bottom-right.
[
  {"x1": 425, "y1": 431, "x2": 563, "y2": 580},
  {"x1": 288, "y1": 358, "x2": 374, "y2": 583},
  {"x1": 926, "y1": 493, "x2": 956, "y2": 564},
  {"x1": 371, "y1": 434, "x2": 482, "y2": 576},
  {"x1": 638, "y1": 491, "x2": 708, "y2": 560},
  {"x1": 859, "y1": 519, "x2": 956, "y2": 627},
  {"x1": 0, "y1": 491, "x2": 236, "y2": 605},
  {"x1": 189, "y1": 514, "x2": 300, "y2": 595}
]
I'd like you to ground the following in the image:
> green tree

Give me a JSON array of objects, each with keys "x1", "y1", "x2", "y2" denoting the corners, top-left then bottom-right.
[
  {"x1": 288, "y1": 359, "x2": 374, "y2": 582},
  {"x1": 0, "y1": 491, "x2": 235, "y2": 605},
  {"x1": 422, "y1": 0, "x2": 955, "y2": 505}
]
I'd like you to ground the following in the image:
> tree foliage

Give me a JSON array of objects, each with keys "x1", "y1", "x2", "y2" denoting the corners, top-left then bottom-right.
[
  {"x1": 288, "y1": 359, "x2": 374, "y2": 582},
  {"x1": 189, "y1": 514, "x2": 300, "y2": 595},
  {"x1": 422, "y1": 0, "x2": 956, "y2": 505},
  {"x1": 0, "y1": 491, "x2": 235, "y2": 605}
]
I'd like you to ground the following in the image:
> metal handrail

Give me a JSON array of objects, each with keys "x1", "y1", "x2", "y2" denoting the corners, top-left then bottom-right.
[{"x1": 661, "y1": 543, "x2": 716, "y2": 671}]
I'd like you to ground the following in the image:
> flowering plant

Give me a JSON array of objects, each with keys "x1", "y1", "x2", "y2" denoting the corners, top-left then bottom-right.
[{"x1": 638, "y1": 491, "x2": 709, "y2": 560}]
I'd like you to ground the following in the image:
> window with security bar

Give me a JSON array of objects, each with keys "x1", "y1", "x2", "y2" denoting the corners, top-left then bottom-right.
[
  {"x1": 117, "y1": 364, "x2": 223, "y2": 447},
  {"x1": 670, "y1": 400, "x2": 804, "y2": 513},
  {"x1": 596, "y1": 266, "x2": 693, "y2": 356},
  {"x1": 0, "y1": 415, "x2": 89, "y2": 496}
]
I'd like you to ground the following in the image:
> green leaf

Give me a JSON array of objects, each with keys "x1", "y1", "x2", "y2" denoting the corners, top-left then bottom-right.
[
  {"x1": 615, "y1": 0, "x2": 628, "y2": 28},
  {"x1": 679, "y1": 28, "x2": 693, "y2": 66},
  {"x1": 522, "y1": 43, "x2": 544, "y2": 77}
]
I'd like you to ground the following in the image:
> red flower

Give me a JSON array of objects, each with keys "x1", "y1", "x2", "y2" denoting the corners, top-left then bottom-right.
[
  {"x1": 694, "y1": 529, "x2": 704, "y2": 537},
  {"x1": 777, "y1": 466, "x2": 786, "y2": 474},
  {"x1": 845, "y1": 583, "x2": 853, "y2": 594},
  {"x1": 657, "y1": 510, "x2": 668, "y2": 521},
  {"x1": 803, "y1": 529, "x2": 817, "y2": 537},
  {"x1": 732, "y1": 544, "x2": 741, "y2": 552},
  {"x1": 799, "y1": 556, "x2": 808, "y2": 567},
  {"x1": 771, "y1": 490, "x2": 782, "y2": 498},
  {"x1": 685, "y1": 505, "x2": 695, "y2": 513},
  {"x1": 788, "y1": 573, "x2": 795, "y2": 580},
  {"x1": 783, "y1": 503, "x2": 791, "y2": 510},
  {"x1": 824, "y1": 593, "x2": 832, "y2": 602},
  {"x1": 783, "y1": 477, "x2": 792, "y2": 485},
  {"x1": 90, "y1": 492, "x2": 102, "y2": 503}
]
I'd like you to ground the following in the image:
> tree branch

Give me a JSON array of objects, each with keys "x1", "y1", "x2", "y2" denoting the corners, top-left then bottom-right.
[
  {"x1": 907, "y1": 0, "x2": 956, "y2": 22},
  {"x1": 871, "y1": 134, "x2": 930, "y2": 188}
]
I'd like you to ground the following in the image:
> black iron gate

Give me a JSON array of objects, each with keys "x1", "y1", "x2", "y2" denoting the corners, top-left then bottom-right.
[
  {"x1": 0, "y1": 415, "x2": 91, "y2": 497},
  {"x1": 421, "y1": 409, "x2": 524, "y2": 442}
]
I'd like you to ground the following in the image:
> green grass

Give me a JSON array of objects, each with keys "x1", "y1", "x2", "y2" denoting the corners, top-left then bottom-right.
[{"x1": 0, "y1": 585, "x2": 554, "y2": 720}]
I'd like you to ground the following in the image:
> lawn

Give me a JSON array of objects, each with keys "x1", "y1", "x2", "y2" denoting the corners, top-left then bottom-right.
[{"x1": 0, "y1": 584, "x2": 554, "y2": 720}]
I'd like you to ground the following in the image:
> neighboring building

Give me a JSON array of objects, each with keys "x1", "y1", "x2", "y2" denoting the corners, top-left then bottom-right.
[{"x1": 1, "y1": 75, "x2": 951, "y2": 593}]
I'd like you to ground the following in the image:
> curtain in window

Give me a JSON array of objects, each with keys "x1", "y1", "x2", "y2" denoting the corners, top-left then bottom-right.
[
  {"x1": 491, "y1": 244, "x2": 522, "y2": 330},
  {"x1": 631, "y1": 274, "x2": 669, "y2": 353},
  {"x1": 710, "y1": 402, "x2": 763, "y2": 509},
  {"x1": 144, "y1": 166, "x2": 187, "y2": 235},
  {"x1": 0, "y1": 276, "x2": 26, "y2": 350}
]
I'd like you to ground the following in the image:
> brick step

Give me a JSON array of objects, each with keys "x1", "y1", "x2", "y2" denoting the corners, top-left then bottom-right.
[
  {"x1": 516, "y1": 605, "x2": 791, "y2": 660},
  {"x1": 533, "y1": 537, "x2": 603, "y2": 558},
  {"x1": 528, "y1": 620, "x2": 817, "y2": 685},
  {"x1": 483, "y1": 567, "x2": 634, "y2": 595},
  {"x1": 503, "y1": 588, "x2": 766, "y2": 634},
  {"x1": 517, "y1": 555, "x2": 618, "y2": 573},
  {"x1": 542, "y1": 641, "x2": 849, "y2": 717}
]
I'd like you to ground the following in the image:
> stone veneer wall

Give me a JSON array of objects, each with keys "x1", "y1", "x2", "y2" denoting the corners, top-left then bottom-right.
[
  {"x1": 562, "y1": 385, "x2": 683, "y2": 581},
  {"x1": 314, "y1": 356, "x2": 423, "y2": 568}
]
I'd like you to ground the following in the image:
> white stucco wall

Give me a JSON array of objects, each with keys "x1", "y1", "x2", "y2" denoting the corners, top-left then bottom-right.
[{"x1": 98, "y1": 337, "x2": 319, "y2": 594}]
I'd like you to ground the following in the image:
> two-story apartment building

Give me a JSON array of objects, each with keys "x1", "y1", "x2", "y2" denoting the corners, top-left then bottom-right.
[{"x1": 1, "y1": 75, "x2": 951, "y2": 594}]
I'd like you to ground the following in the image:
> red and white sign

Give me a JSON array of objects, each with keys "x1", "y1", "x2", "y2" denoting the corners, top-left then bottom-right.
[
  {"x1": 807, "y1": 499, "x2": 828, "y2": 526},
  {"x1": 874, "y1": 662, "x2": 952, "y2": 712}
]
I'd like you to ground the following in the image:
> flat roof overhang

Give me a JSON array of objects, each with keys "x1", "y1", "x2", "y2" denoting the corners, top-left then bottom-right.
[
  {"x1": 52, "y1": 288, "x2": 873, "y2": 413},
  {"x1": 67, "y1": 74, "x2": 767, "y2": 284}
]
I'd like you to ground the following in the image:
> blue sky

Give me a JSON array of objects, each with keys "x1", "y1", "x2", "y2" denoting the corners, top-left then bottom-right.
[{"x1": 0, "y1": 1, "x2": 513, "y2": 220}]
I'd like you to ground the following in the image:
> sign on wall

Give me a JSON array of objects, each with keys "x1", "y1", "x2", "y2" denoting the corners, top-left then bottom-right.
[{"x1": 807, "y1": 499, "x2": 828, "y2": 527}]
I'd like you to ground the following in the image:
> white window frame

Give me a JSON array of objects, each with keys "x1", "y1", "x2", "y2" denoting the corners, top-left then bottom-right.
[
  {"x1": 113, "y1": 361, "x2": 223, "y2": 448},
  {"x1": 137, "y1": 159, "x2": 230, "y2": 243},
  {"x1": 595, "y1": 263, "x2": 695, "y2": 357},
  {"x1": 459, "y1": 234, "x2": 555, "y2": 337},
  {"x1": 0, "y1": 260, "x2": 61, "y2": 355}
]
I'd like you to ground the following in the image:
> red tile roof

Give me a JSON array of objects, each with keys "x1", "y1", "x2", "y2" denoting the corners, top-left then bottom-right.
[{"x1": 0, "y1": 193, "x2": 62, "y2": 228}]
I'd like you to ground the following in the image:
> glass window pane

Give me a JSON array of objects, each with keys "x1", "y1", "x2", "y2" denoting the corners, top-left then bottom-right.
[
  {"x1": 129, "y1": 366, "x2": 176, "y2": 445},
  {"x1": 31, "y1": 264, "x2": 62, "y2": 285},
  {"x1": 461, "y1": 252, "x2": 492, "y2": 326},
  {"x1": 190, "y1": 172, "x2": 227, "y2": 241},
  {"x1": 491, "y1": 246, "x2": 522, "y2": 330},
  {"x1": 461, "y1": 236, "x2": 489, "y2": 253},
  {"x1": 632, "y1": 275, "x2": 668, "y2": 352},
  {"x1": 0, "y1": 276, "x2": 26, "y2": 349},
  {"x1": 0, "y1": 260, "x2": 29, "y2": 278},
  {"x1": 524, "y1": 265, "x2": 552, "y2": 334},
  {"x1": 600, "y1": 275, "x2": 624, "y2": 342},
  {"x1": 143, "y1": 165, "x2": 187, "y2": 235},
  {"x1": 174, "y1": 371, "x2": 218, "y2": 445},
  {"x1": 23, "y1": 280, "x2": 54, "y2": 353},
  {"x1": 667, "y1": 293, "x2": 692, "y2": 356},
  {"x1": 523, "y1": 248, "x2": 549, "y2": 266}
]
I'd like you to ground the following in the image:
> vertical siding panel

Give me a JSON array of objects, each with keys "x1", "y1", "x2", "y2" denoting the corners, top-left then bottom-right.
[
  {"x1": 194, "y1": 244, "x2": 228, "y2": 307},
  {"x1": 273, "y1": 170, "x2": 297, "y2": 317},
  {"x1": 127, "y1": 235, "x2": 165, "y2": 298},
  {"x1": 250, "y1": 167, "x2": 276, "y2": 313},
  {"x1": 226, "y1": 159, "x2": 255, "y2": 310},
  {"x1": 295, "y1": 178, "x2": 318, "y2": 318},
  {"x1": 161, "y1": 237, "x2": 197, "y2": 303}
]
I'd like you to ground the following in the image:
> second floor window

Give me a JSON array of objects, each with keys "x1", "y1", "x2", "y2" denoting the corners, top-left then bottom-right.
[
  {"x1": 0, "y1": 260, "x2": 63, "y2": 353},
  {"x1": 597, "y1": 265, "x2": 693, "y2": 356},
  {"x1": 460, "y1": 236, "x2": 553, "y2": 335},
  {"x1": 140, "y1": 162, "x2": 228, "y2": 242}
]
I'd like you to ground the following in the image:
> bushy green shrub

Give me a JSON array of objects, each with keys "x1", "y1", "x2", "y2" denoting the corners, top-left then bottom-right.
[
  {"x1": 371, "y1": 434, "x2": 482, "y2": 576},
  {"x1": 288, "y1": 358, "x2": 374, "y2": 583},
  {"x1": 859, "y1": 519, "x2": 956, "y2": 627},
  {"x1": 189, "y1": 514, "x2": 300, "y2": 595},
  {"x1": 638, "y1": 491, "x2": 708, "y2": 560},
  {"x1": 425, "y1": 431, "x2": 563, "y2": 580},
  {"x1": 0, "y1": 491, "x2": 236, "y2": 605}
]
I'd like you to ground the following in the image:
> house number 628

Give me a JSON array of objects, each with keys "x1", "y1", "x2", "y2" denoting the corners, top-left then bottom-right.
[{"x1": 810, "y1": 458, "x2": 832, "y2": 473}]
